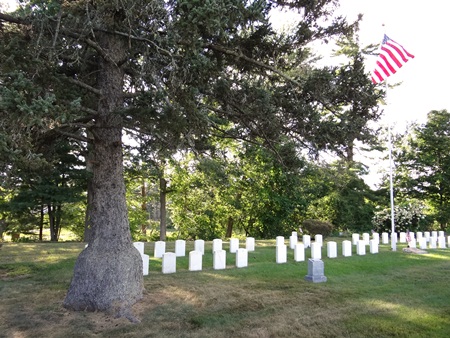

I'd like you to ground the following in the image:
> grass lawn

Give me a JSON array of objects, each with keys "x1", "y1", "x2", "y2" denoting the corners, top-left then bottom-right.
[{"x1": 1, "y1": 238, "x2": 450, "y2": 337}]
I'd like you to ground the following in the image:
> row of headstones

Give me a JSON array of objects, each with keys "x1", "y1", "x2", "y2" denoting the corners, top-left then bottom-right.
[
  {"x1": 276, "y1": 233, "x2": 378, "y2": 264},
  {"x1": 278, "y1": 230, "x2": 449, "y2": 263},
  {"x1": 133, "y1": 238, "x2": 256, "y2": 275},
  {"x1": 349, "y1": 231, "x2": 448, "y2": 249},
  {"x1": 133, "y1": 231, "x2": 449, "y2": 275},
  {"x1": 295, "y1": 231, "x2": 447, "y2": 248}
]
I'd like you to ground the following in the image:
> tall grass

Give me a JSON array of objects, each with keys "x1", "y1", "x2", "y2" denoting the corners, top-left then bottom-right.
[{"x1": 1, "y1": 239, "x2": 450, "y2": 337}]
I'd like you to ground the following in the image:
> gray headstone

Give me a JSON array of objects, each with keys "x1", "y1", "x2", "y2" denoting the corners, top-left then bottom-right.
[{"x1": 304, "y1": 259, "x2": 327, "y2": 283}]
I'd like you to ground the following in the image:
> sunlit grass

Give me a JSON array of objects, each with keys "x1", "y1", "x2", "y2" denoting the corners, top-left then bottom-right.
[{"x1": 1, "y1": 239, "x2": 450, "y2": 337}]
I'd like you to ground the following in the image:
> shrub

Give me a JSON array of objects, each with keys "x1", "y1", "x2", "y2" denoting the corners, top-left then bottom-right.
[{"x1": 302, "y1": 219, "x2": 334, "y2": 238}]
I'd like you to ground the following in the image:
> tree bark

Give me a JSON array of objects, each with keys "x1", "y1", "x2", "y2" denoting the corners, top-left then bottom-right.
[
  {"x1": 83, "y1": 138, "x2": 95, "y2": 243},
  {"x1": 141, "y1": 180, "x2": 147, "y2": 235},
  {"x1": 39, "y1": 204, "x2": 44, "y2": 241},
  {"x1": 63, "y1": 30, "x2": 143, "y2": 318},
  {"x1": 226, "y1": 216, "x2": 233, "y2": 238},
  {"x1": 48, "y1": 204, "x2": 58, "y2": 242}
]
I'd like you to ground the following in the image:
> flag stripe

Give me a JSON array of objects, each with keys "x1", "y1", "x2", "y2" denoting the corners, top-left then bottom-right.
[
  {"x1": 379, "y1": 54, "x2": 398, "y2": 74},
  {"x1": 371, "y1": 34, "x2": 414, "y2": 84},
  {"x1": 381, "y1": 46, "x2": 403, "y2": 69}
]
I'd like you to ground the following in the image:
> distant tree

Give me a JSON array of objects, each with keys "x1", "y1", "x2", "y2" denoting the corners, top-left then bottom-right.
[
  {"x1": 305, "y1": 160, "x2": 376, "y2": 232},
  {"x1": 0, "y1": 136, "x2": 86, "y2": 241},
  {"x1": 372, "y1": 199, "x2": 429, "y2": 233},
  {"x1": 394, "y1": 110, "x2": 450, "y2": 230}
]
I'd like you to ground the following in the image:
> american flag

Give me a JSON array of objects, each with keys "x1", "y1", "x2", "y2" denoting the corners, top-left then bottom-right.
[
  {"x1": 371, "y1": 35, "x2": 415, "y2": 84},
  {"x1": 406, "y1": 230, "x2": 411, "y2": 243}
]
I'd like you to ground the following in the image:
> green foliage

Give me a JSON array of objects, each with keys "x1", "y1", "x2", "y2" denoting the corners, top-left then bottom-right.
[
  {"x1": 305, "y1": 161, "x2": 376, "y2": 232},
  {"x1": 301, "y1": 219, "x2": 334, "y2": 237},
  {"x1": 394, "y1": 110, "x2": 450, "y2": 230},
  {"x1": 372, "y1": 199, "x2": 431, "y2": 233}
]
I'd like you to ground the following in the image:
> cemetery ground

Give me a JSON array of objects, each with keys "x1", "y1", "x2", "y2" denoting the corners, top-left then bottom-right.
[{"x1": 1, "y1": 239, "x2": 450, "y2": 338}]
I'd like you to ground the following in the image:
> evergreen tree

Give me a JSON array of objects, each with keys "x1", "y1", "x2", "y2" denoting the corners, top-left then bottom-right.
[{"x1": 0, "y1": 1, "x2": 380, "y2": 317}]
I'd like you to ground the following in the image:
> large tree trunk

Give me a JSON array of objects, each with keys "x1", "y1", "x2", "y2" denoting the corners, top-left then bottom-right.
[
  {"x1": 83, "y1": 138, "x2": 95, "y2": 243},
  {"x1": 63, "y1": 31, "x2": 143, "y2": 318}
]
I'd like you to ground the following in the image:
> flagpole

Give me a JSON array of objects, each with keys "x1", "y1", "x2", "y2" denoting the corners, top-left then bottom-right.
[
  {"x1": 371, "y1": 30, "x2": 414, "y2": 252},
  {"x1": 386, "y1": 79, "x2": 396, "y2": 251}
]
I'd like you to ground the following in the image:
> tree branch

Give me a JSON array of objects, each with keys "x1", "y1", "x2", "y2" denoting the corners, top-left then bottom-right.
[
  {"x1": 66, "y1": 77, "x2": 102, "y2": 96},
  {"x1": 54, "y1": 129, "x2": 91, "y2": 143},
  {"x1": 0, "y1": 12, "x2": 29, "y2": 25},
  {"x1": 205, "y1": 43, "x2": 302, "y2": 88}
]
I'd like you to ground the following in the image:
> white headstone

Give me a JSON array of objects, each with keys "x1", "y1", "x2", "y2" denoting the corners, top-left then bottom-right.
[
  {"x1": 194, "y1": 239, "x2": 205, "y2": 255},
  {"x1": 399, "y1": 232, "x2": 406, "y2": 243},
  {"x1": 429, "y1": 237, "x2": 437, "y2": 249},
  {"x1": 420, "y1": 237, "x2": 427, "y2": 250},
  {"x1": 154, "y1": 241, "x2": 166, "y2": 258},
  {"x1": 416, "y1": 232, "x2": 423, "y2": 242},
  {"x1": 302, "y1": 235, "x2": 311, "y2": 248},
  {"x1": 289, "y1": 235, "x2": 297, "y2": 249},
  {"x1": 424, "y1": 231, "x2": 430, "y2": 242},
  {"x1": 142, "y1": 254, "x2": 149, "y2": 276},
  {"x1": 189, "y1": 250, "x2": 202, "y2": 271},
  {"x1": 409, "y1": 238, "x2": 417, "y2": 249},
  {"x1": 362, "y1": 233, "x2": 370, "y2": 245},
  {"x1": 352, "y1": 233, "x2": 360, "y2": 245},
  {"x1": 236, "y1": 248, "x2": 248, "y2": 268},
  {"x1": 438, "y1": 236, "x2": 446, "y2": 248},
  {"x1": 369, "y1": 239, "x2": 378, "y2": 254},
  {"x1": 229, "y1": 238, "x2": 239, "y2": 253},
  {"x1": 431, "y1": 231, "x2": 438, "y2": 239},
  {"x1": 294, "y1": 243, "x2": 305, "y2": 262},
  {"x1": 448, "y1": 236, "x2": 450, "y2": 247},
  {"x1": 276, "y1": 244, "x2": 287, "y2": 263},
  {"x1": 311, "y1": 242, "x2": 321, "y2": 260},
  {"x1": 439, "y1": 231, "x2": 445, "y2": 237},
  {"x1": 315, "y1": 234, "x2": 323, "y2": 247},
  {"x1": 276, "y1": 236, "x2": 285, "y2": 247},
  {"x1": 175, "y1": 240, "x2": 186, "y2": 257},
  {"x1": 162, "y1": 252, "x2": 176, "y2": 274},
  {"x1": 213, "y1": 249, "x2": 226, "y2": 270},
  {"x1": 327, "y1": 241, "x2": 337, "y2": 258},
  {"x1": 342, "y1": 240, "x2": 352, "y2": 257},
  {"x1": 212, "y1": 238, "x2": 223, "y2": 253},
  {"x1": 246, "y1": 237, "x2": 255, "y2": 252},
  {"x1": 133, "y1": 242, "x2": 145, "y2": 256},
  {"x1": 372, "y1": 232, "x2": 380, "y2": 244},
  {"x1": 356, "y1": 241, "x2": 366, "y2": 255},
  {"x1": 381, "y1": 232, "x2": 389, "y2": 244}
]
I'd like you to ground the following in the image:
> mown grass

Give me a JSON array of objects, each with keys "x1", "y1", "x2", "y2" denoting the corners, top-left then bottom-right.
[{"x1": 1, "y1": 238, "x2": 450, "y2": 337}]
